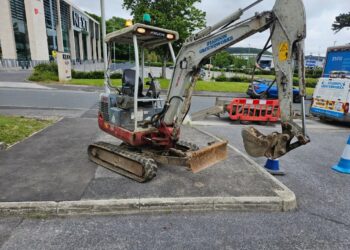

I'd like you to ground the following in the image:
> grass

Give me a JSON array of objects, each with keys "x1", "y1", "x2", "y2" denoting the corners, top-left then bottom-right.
[
  {"x1": 68, "y1": 79, "x2": 122, "y2": 87},
  {"x1": 67, "y1": 78, "x2": 314, "y2": 95},
  {"x1": 0, "y1": 115, "x2": 53, "y2": 146},
  {"x1": 135, "y1": 78, "x2": 314, "y2": 95}
]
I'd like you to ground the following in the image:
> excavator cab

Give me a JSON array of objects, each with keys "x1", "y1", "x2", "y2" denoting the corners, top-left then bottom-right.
[
  {"x1": 99, "y1": 23, "x2": 179, "y2": 137},
  {"x1": 90, "y1": 23, "x2": 228, "y2": 182}
]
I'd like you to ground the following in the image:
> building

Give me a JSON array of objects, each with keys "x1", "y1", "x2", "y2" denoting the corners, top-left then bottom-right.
[
  {"x1": 230, "y1": 52, "x2": 274, "y2": 69},
  {"x1": 0, "y1": 0, "x2": 102, "y2": 67},
  {"x1": 305, "y1": 55, "x2": 325, "y2": 69},
  {"x1": 230, "y1": 50, "x2": 326, "y2": 70}
]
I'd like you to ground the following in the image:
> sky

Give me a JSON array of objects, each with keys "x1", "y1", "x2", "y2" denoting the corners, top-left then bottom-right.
[{"x1": 71, "y1": 0, "x2": 349, "y2": 56}]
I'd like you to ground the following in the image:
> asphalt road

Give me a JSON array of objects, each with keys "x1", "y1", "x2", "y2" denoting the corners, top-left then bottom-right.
[
  {"x1": 1, "y1": 85, "x2": 350, "y2": 249},
  {"x1": 0, "y1": 88, "x2": 99, "y2": 110},
  {"x1": 0, "y1": 70, "x2": 32, "y2": 82},
  {"x1": 0, "y1": 86, "x2": 218, "y2": 117}
]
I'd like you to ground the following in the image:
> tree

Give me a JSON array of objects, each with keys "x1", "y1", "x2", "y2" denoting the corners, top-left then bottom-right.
[
  {"x1": 332, "y1": 12, "x2": 350, "y2": 33},
  {"x1": 106, "y1": 17, "x2": 131, "y2": 61},
  {"x1": 86, "y1": 12, "x2": 132, "y2": 61},
  {"x1": 212, "y1": 51, "x2": 232, "y2": 69},
  {"x1": 231, "y1": 56, "x2": 247, "y2": 69},
  {"x1": 122, "y1": 0, "x2": 206, "y2": 78}
]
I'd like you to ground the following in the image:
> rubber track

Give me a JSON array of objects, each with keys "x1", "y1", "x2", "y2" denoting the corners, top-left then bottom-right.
[
  {"x1": 176, "y1": 140, "x2": 200, "y2": 151},
  {"x1": 88, "y1": 142, "x2": 158, "y2": 183}
]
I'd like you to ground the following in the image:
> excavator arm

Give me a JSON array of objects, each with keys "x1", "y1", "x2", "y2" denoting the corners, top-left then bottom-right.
[{"x1": 161, "y1": 0, "x2": 310, "y2": 159}]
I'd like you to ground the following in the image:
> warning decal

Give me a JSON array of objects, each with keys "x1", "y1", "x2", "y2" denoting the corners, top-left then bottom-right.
[{"x1": 278, "y1": 42, "x2": 289, "y2": 61}]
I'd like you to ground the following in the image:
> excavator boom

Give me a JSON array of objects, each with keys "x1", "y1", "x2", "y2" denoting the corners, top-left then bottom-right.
[{"x1": 162, "y1": 0, "x2": 310, "y2": 159}]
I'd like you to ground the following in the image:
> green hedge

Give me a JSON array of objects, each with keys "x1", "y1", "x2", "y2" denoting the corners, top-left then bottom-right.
[
  {"x1": 72, "y1": 70, "x2": 122, "y2": 79},
  {"x1": 28, "y1": 63, "x2": 123, "y2": 82},
  {"x1": 28, "y1": 63, "x2": 58, "y2": 82},
  {"x1": 215, "y1": 75, "x2": 318, "y2": 88},
  {"x1": 214, "y1": 67, "x2": 322, "y2": 79}
]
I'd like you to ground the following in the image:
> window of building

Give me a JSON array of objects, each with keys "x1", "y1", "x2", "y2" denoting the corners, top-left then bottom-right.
[
  {"x1": 74, "y1": 31, "x2": 80, "y2": 61},
  {"x1": 10, "y1": 0, "x2": 31, "y2": 60},
  {"x1": 44, "y1": 0, "x2": 58, "y2": 56},
  {"x1": 60, "y1": 0, "x2": 70, "y2": 53},
  {"x1": 82, "y1": 34, "x2": 87, "y2": 60},
  {"x1": 0, "y1": 40, "x2": 2, "y2": 59}
]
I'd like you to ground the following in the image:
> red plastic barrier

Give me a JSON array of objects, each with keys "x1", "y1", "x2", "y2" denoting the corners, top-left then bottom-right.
[{"x1": 226, "y1": 98, "x2": 280, "y2": 122}]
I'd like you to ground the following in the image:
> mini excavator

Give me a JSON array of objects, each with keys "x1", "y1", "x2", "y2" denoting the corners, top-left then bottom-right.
[{"x1": 88, "y1": 0, "x2": 310, "y2": 182}]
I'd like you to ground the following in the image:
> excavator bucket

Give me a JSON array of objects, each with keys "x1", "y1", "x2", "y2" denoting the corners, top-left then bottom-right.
[
  {"x1": 241, "y1": 127, "x2": 292, "y2": 159},
  {"x1": 187, "y1": 141, "x2": 228, "y2": 173},
  {"x1": 242, "y1": 127, "x2": 272, "y2": 158}
]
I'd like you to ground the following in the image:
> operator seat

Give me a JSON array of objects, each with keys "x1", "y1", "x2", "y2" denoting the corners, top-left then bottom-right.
[{"x1": 122, "y1": 69, "x2": 144, "y2": 97}]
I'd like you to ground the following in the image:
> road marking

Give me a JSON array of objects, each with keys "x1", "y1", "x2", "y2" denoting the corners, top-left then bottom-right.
[{"x1": 0, "y1": 82, "x2": 52, "y2": 89}]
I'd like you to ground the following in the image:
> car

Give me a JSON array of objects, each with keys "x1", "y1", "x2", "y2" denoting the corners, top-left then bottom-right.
[{"x1": 246, "y1": 79, "x2": 301, "y2": 103}]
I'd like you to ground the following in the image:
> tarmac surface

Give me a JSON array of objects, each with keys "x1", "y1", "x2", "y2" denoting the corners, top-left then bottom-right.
[
  {"x1": 1, "y1": 79, "x2": 350, "y2": 249},
  {"x1": 0, "y1": 116, "x2": 288, "y2": 210}
]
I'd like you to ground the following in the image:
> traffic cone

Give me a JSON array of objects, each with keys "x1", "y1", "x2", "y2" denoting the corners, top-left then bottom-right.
[
  {"x1": 264, "y1": 158, "x2": 285, "y2": 176},
  {"x1": 332, "y1": 136, "x2": 350, "y2": 174}
]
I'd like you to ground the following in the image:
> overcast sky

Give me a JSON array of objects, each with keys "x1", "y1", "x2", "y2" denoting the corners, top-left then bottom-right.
[{"x1": 71, "y1": 0, "x2": 349, "y2": 56}]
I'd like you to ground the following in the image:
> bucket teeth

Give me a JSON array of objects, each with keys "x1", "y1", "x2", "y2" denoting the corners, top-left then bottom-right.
[{"x1": 187, "y1": 141, "x2": 228, "y2": 173}]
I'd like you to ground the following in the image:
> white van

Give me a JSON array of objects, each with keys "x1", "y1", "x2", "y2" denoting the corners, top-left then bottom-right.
[
  {"x1": 311, "y1": 77, "x2": 350, "y2": 121},
  {"x1": 310, "y1": 45, "x2": 350, "y2": 121}
]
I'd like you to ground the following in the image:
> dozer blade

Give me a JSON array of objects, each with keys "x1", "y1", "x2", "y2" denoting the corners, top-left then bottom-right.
[{"x1": 187, "y1": 141, "x2": 228, "y2": 173}]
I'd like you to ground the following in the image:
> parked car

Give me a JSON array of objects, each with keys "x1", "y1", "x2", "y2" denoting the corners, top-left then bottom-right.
[{"x1": 246, "y1": 79, "x2": 301, "y2": 103}]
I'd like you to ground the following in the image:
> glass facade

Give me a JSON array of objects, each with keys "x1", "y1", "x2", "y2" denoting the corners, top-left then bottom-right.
[
  {"x1": 95, "y1": 23, "x2": 99, "y2": 59},
  {"x1": 10, "y1": 0, "x2": 31, "y2": 60},
  {"x1": 82, "y1": 34, "x2": 87, "y2": 60},
  {"x1": 60, "y1": 0, "x2": 70, "y2": 52},
  {"x1": 74, "y1": 31, "x2": 80, "y2": 60},
  {"x1": 0, "y1": 41, "x2": 2, "y2": 59},
  {"x1": 44, "y1": 0, "x2": 58, "y2": 57},
  {"x1": 3, "y1": 0, "x2": 100, "y2": 62}
]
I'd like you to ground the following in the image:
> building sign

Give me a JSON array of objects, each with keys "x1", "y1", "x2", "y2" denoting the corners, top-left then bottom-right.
[
  {"x1": 57, "y1": 52, "x2": 72, "y2": 82},
  {"x1": 306, "y1": 59, "x2": 317, "y2": 67},
  {"x1": 72, "y1": 10, "x2": 88, "y2": 32}
]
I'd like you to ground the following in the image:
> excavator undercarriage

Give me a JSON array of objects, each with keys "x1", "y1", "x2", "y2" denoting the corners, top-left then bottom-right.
[{"x1": 88, "y1": 140, "x2": 227, "y2": 182}]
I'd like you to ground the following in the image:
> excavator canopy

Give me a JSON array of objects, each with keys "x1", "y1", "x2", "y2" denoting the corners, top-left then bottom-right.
[{"x1": 104, "y1": 23, "x2": 179, "y2": 49}]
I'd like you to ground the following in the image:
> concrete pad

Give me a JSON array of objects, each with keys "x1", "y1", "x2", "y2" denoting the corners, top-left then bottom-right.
[
  {"x1": 0, "y1": 82, "x2": 52, "y2": 89},
  {"x1": 0, "y1": 117, "x2": 296, "y2": 216}
]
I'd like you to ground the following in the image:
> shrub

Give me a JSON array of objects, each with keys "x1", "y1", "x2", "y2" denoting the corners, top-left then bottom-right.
[
  {"x1": 229, "y1": 76, "x2": 251, "y2": 83},
  {"x1": 215, "y1": 74, "x2": 228, "y2": 82},
  {"x1": 28, "y1": 63, "x2": 58, "y2": 82},
  {"x1": 71, "y1": 70, "x2": 122, "y2": 79},
  {"x1": 292, "y1": 77, "x2": 318, "y2": 88},
  {"x1": 33, "y1": 63, "x2": 58, "y2": 74}
]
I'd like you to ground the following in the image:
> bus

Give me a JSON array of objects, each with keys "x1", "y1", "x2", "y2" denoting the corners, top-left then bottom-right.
[{"x1": 310, "y1": 45, "x2": 350, "y2": 121}]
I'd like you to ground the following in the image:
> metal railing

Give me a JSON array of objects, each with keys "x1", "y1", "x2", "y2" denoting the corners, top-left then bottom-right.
[
  {"x1": 0, "y1": 58, "x2": 104, "y2": 71},
  {"x1": 0, "y1": 59, "x2": 50, "y2": 70}
]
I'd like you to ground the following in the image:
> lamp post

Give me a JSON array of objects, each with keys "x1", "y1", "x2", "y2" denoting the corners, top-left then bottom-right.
[{"x1": 100, "y1": 0, "x2": 109, "y2": 92}]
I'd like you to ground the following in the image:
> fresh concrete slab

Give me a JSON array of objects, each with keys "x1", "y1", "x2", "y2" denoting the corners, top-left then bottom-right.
[{"x1": 0, "y1": 117, "x2": 296, "y2": 216}]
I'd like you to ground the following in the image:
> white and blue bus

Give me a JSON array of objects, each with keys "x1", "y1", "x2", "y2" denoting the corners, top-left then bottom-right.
[{"x1": 310, "y1": 45, "x2": 350, "y2": 121}]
